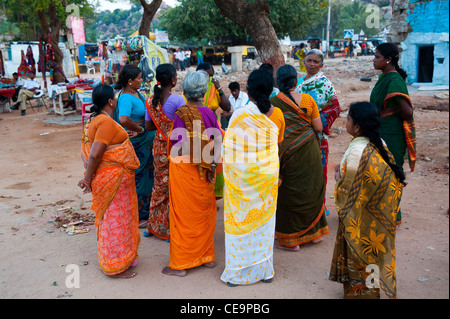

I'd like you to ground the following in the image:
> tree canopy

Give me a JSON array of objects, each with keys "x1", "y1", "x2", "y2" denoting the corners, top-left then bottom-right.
[
  {"x1": 160, "y1": 0, "x2": 328, "y2": 45},
  {"x1": 0, "y1": 0, "x2": 95, "y2": 41}
]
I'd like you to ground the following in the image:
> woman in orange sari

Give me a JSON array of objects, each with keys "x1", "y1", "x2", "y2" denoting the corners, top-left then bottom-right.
[
  {"x1": 162, "y1": 70, "x2": 223, "y2": 277},
  {"x1": 144, "y1": 64, "x2": 185, "y2": 240},
  {"x1": 78, "y1": 84, "x2": 141, "y2": 278},
  {"x1": 196, "y1": 63, "x2": 230, "y2": 199}
]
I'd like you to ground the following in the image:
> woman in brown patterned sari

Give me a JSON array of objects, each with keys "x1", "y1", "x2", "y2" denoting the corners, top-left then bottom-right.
[
  {"x1": 143, "y1": 64, "x2": 185, "y2": 240},
  {"x1": 329, "y1": 102, "x2": 405, "y2": 299}
]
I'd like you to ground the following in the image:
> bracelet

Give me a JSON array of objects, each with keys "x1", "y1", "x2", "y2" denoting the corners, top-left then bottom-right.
[
  {"x1": 83, "y1": 178, "x2": 91, "y2": 185},
  {"x1": 137, "y1": 127, "x2": 145, "y2": 135}
]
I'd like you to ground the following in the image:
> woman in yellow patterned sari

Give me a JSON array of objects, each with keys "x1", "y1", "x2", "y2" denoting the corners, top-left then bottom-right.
[
  {"x1": 196, "y1": 63, "x2": 231, "y2": 199},
  {"x1": 221, "y1": 69, "x2": 285, "y2": 287},
  {"x1": 329, "y1": 102, "x2": 405, "y2": 298},
  {"x1": 78, "y1": 85, "x2": 141, "y2": 278}
]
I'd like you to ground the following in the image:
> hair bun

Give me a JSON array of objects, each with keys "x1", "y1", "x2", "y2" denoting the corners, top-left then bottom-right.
[{"x1": 90, "y1": 104, "x2": 99, "y2": 113}]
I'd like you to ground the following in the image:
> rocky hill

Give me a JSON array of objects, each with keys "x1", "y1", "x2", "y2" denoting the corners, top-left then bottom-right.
[{"x1": 86, "y1": 1, "x2": 171, "y2": 42}]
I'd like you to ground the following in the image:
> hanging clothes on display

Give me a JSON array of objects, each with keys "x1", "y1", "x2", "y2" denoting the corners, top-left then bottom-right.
[
  {"x1": 0, "y1": 51, "x2": 5, "y2": 76},
  {"x1": 26, "y1": 45, "x2": 36, "y2": 73},
  {"x1": 17, "y1": 50, "x2": 33, "y2": 77}
]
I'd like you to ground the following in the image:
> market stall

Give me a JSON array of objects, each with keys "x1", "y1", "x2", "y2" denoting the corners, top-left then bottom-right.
[
  {"x1": 101, "y1": 35, "x2": 169, "y2": 97},
  {"x1": 0, "y1": 78, "x2": 15, "y2": 112},
  {"x1": 48, "y1": 79, "x2": 94, "y2": 116}
]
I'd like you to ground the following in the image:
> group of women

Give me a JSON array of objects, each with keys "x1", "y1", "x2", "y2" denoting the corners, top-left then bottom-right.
[{"x1": 79, "y1": 42, "x2": 415, "y2": 298}]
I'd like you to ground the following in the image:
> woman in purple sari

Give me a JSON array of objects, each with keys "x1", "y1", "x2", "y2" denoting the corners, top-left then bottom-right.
[{"x1": 163, "y1": 70, "x2": 223, "y2": 277}]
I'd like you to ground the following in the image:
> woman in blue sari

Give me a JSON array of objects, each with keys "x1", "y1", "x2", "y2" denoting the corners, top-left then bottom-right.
[{"x1": 114, "y1": 65, "x2": 156, "y2": 225}]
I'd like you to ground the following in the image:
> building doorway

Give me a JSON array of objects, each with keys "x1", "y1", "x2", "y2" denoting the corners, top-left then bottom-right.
[{"x1": 418, "y1": 45, "x2": 434, "y2": 83}]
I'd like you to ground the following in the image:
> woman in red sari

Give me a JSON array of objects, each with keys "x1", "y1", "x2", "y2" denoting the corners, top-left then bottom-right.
[
  {"x1": 78, "y1": 84, "x2": 140, "y2": 278},
  {"x1": 144, "y1": 64, "x2": 185, "y2": 240}
]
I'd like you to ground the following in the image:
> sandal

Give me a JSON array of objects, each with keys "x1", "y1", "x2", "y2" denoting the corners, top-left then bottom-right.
[{"x1": 143, "y1": 230, "x2": 153, "y2": 237}]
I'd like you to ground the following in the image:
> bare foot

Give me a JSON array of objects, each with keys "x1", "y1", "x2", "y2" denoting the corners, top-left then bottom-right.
[
  {"x1": 312, "y1": 237, "x2": 324, "y2": 244},
  {"x1": 108, "y1": 269, "x2": 137, "y2": 279},
  {"x1": 162, "y1": 266, "x2": 187, "y2": 277},
  {"x1": 275, "y1": 241, "x2": 300, "y2": 252},
  {"x1": 202, "y1": 262, "x2": 216, "y2": 268}
]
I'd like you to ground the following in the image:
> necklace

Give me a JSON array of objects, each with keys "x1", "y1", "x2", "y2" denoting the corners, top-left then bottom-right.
[
  {"x1": 123, "y1": 89, "x2": 136, "y2": 94},
  {"x1": 102, "y1": 110, "x2": 110, "y2": 117}
]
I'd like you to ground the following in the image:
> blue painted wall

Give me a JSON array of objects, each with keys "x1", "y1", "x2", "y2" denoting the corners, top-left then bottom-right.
[{"x1": 407, "y1": 0, "x2": 449, "y2": 34}]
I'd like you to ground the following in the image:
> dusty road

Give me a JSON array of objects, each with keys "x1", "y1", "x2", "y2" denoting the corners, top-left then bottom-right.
[{"x1": 0, "y1": 56, "x2": 448, "y2": 300}]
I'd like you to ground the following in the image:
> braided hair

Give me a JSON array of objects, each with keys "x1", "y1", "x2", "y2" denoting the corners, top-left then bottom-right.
[
  {"x1": 376, "y1": 43, "x2": 408, "y2": 81},
  {"x1": 349, "y1": 101, "x2": 406, "y2": 185},
  {"x1": 90, "y1": 84, "x2": 115, "y2": 118},
  {"x1": 276, "y1": 64, "x2": 298, "y2": 105},
  {"x1": 152, "y1": 63, "x2": 177, "y2": 107},
  {"x1": 246, "y1": 69, "x2": 273, "y2": 114}
]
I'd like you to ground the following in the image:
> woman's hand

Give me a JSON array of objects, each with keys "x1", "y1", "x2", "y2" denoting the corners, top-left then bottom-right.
[
  {"x1": 334, "y1": 164, "x2": 342, "y2": 181},
  {"x1": 211, "y1": 78, "x2": 221, "y2": 89},
  {"x1": 78, "y1": 179, "x2": 92, "y2": 194},
  {"x1": 206, "y1": 167, "x2": 216, "y2": 184},
  {"x1": 127, "y1": 130, "x2": 139, "y2": 138},
  {"x1": 127, "y1": 127, "x2": 144, "y2": 138}
]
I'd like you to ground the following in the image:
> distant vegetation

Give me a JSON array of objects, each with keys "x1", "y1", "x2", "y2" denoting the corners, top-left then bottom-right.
[{"x1": 85, "y1": 3, "x2": 167, "y2": 43}]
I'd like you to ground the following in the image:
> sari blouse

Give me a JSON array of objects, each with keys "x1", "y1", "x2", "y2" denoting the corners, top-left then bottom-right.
[
  {"x1": 370, "y1": 71, "x2": 409, "y2": 135},
  {"x1": 295, "y1": 71, "x2": 341, "y2": 138}
]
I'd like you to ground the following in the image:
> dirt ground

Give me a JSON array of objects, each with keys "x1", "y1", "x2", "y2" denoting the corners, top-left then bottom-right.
[{"x1": 0, "y1": 56, "x2": 448, "y2": 300}]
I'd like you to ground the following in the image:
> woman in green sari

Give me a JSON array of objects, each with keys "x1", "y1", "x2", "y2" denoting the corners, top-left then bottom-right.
[
  {"x1": 271, "y1": 65, "x2": 329, "y2": 251},
  {"x1": 370, "y1": 43, "x2": 416, "y2": 225}
]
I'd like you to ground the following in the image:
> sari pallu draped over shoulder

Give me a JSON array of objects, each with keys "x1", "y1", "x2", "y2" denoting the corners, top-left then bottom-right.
[
  {"x1": 81, "y1": 125, "x2": 141, "y2": 275},
  {"x1": 370, "y1": 71, "x2": 416, "y2": 172},
  {"x1": 167, "y1": 104, "x2": 220, "y2": 270},
  {"x1": 329, "y1": 141, "x2": 402, "y2": 299},
  {"x1": 145, "y1": 97, "x2": 172, "y2": 239},
  {"x1": 271, "y1": 93, "x2": 328, "y2": 246},
  {"x1": 220, "y1": 101, "x2": 280, "y2": 285}
]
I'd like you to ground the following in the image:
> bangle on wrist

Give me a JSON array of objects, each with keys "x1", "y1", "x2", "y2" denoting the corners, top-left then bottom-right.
[{"x1": 83, "y1": 178, "x2": 91, "y2": 185}]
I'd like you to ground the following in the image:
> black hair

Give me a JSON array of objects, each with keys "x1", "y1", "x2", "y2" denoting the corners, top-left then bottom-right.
[
  {"x1": 90, "y1": 84, "x2": 115, "y2": 117},
  {"x1": 228, "y1": 81, "x2": 240, "y2": 91},
  {"x1": 376, "y1": 43, "x2": 408, "y2": 81},
  {"x1": 115, "y1": 64, "x2": 141, "y2": 90},
  {"x1": 152, "y1": 63, "x2": 177, "y2": 107},
  {"x1": 13, "y1": 72, "x2": 18, "y2": 76},
  {"x1": 276, "y1": 64, "x2": 298, "y2": 105},
  {"x1": 259, "y1": 63, "x2": 274, "y2": 77},
  {"x1": 246, "y1": 69, "x2": 273, "y2": 114},
  {"x1": 348, "y1": 101, "x2": 406, "y2": 185},
  {"x1": 196, "y1": 62, "x2": 213, "y2": 72}
]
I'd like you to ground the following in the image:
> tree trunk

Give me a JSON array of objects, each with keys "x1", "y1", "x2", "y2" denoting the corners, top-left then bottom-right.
[
  {"x1": 48, "y1": 3, "x2": 65, "y2": 84},
  {"x1": 214, "y1": 0, "x2": 285, "y2": 70},
  {"x1": 138, "y1": 0, "x2": 162, "y2": 37}
]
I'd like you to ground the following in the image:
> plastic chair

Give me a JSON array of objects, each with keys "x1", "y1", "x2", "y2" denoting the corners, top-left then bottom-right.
[
  {"x1": 86, "y1": 62, "x2": 96, "y2": 74},
  {"x1": 82, "y1": 102, "x2": 93, "y2": 128},
  {"x1": 27, "y1": 89, "x2": 48, "y2": 112}
]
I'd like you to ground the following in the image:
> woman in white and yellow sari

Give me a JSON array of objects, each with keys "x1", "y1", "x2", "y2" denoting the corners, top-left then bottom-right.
[{"x1": 221, "y1": 69, "x2": 285, "y2": 287}]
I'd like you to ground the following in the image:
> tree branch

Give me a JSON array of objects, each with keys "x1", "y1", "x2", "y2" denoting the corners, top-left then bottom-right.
[
  {"x1": 214, "y1": 0, "x2": 284, "y2": 68},
  {"x1": 138, "y1": 0, "x2": 162, "y2": 36}
]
